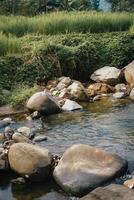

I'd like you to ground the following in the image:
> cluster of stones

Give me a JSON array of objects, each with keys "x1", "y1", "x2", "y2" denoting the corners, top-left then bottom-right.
[{"x1": 26, "y1": 61, "x2": 134, "y2": 116}]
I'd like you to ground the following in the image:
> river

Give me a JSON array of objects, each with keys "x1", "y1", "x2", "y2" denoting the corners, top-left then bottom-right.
[{"x1": 0, "y1": 98, "x2": 134, "y2": 200}]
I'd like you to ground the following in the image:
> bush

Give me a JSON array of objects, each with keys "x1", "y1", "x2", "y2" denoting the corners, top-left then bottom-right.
[{"x1": 9, "y1": 85, "x2": 38, "y2": 108}]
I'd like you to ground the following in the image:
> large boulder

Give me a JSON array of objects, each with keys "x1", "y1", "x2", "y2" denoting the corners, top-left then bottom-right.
[
  {"x1": 124, "y1": 61, "x2": 134, "y2": 87},
  {"x1": 87, "y1": 83, "x2": 114, "y2": 96},
  {"x1": 53, "y1": 144, "x2": 127, "y2": 196},
  {"x1": 62, "y1": 99, "x2": 83, "y2": 111},
  {"x1": 8, "y1": 143, "x2": 52, "y2": 181},
  {"x1": 26, "y1": 92, "x2": 61, "y2": 115},
  {"x1": 90, "y1": 66, "x2": 121, "y2": 86},
  {"x1": 67, "y1": 81, "x2": 89, "y2": 101},
  {"x1": 80, "y1": 184, "x2": 134, "y2": 200},
  {"x1": 129, "y1": 88, "x2": 134, "y2": 100}
]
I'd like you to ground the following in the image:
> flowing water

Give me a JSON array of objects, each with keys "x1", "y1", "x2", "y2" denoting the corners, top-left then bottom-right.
[{"x1": 0, "y1": 98, "x2": 134, "y2": 200}]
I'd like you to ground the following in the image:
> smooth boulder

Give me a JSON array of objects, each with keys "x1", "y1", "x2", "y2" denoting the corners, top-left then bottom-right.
[
  {"x1": 80, "y1": 184, "x2": 134, "y2": 200},
  {"x1": 124, "y1": 61, "x2": 134, "y2": 86},
  {"x1": 62, "y1": 99, "x2": 83, "y2": 111},
  {"x1": 26, "y1": 91, "x2": 61, "y2": 114},
  {"x1": 67, "y1": 81, "x2": 89, "y2": 101},
  {"x1": 8, "y1": 143, "x2": 52, "y2": 181},
  {"x1": 53, "y1": 144, "x2": 127, "y2": 196},
  {"x1": 90, "y1": 66, "x2": 121, "y2": 86}
]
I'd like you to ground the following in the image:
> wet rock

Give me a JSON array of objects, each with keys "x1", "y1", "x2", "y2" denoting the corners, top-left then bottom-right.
[
  {"x1": 113, "y1": 92, "x2": 126, "y2": 99},
  {"x1": 0, "y1": 133, "x2": 5, "y2": 141},
  {"x1": 90, "y1": 66, "x2": 121, "y2": 86},
  {"x1": 8, "y1": 143, "x2": 52, "y2": 181},
  {"x1": 80, "y1": 184, "x2": 134, "y2": 200},
  {"x1": 129, "y1": 88, "x2": 134, "y2": 100},
  {"x1": 124, "y1": 177, "x2": 134, "y2": 189},
  {"x1": 33, "y1": 135, "x2": 47, "y2": 142},
  {"x1": 67, "y1": 81, "x2": 89, "y2": 101},
  {"x1": 12, "y1": 132, "x2": 32, "y2": 143},
  {"x1": 124, "y1": 61, "x2": 134, "y2": 87},
  {"x1": 53, "y1": 144, "x2": 127, "y2": 196},
  {"x1": 26, "y1": 91, "x2": 61, "y2": 115},
  {"x1": 3, "y1": 117, "x2": 12, "y2": 123},
  {"x1": 0, "y1": 121, "x2": 10, "y2": 129},
  {"x1": 62, "y1": 99, "x2": 83, "y2": 111},
  {"x1": 87, "y1": 83, "x2": 114, "y2": 97},
  {"x1": 56, "y1": 77, "x2": 72, "y2": 91},
  {"x1": 4, "y1": 126, "x2": 14, "y2": 140},
  {"x1": 17, "y1": 127, "x2": 32, "y2": 138},
  {"x1": 11, "y1": 177, "x2": 26, "y2": 185},
  {"x1": 115, "y1": 84, "x2": 127, "y2": 92}
]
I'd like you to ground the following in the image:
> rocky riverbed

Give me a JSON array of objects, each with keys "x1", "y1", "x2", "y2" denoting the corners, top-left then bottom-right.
[{"x1": 1, "y1": 62, "x2": 134, "y2": 199}]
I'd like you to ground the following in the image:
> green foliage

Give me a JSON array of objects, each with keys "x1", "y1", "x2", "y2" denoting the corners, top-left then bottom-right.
[
  {"x1": 106, "y1": 0, "x2": 134, "y2": 12},
  {"x1": 9, "y1": 85, "x2": 38, "y2": 108}
]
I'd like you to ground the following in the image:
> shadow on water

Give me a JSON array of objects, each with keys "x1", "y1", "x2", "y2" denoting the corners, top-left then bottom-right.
[{"x1": 0, "y1": 98, "x2": 134, "y2": 199}]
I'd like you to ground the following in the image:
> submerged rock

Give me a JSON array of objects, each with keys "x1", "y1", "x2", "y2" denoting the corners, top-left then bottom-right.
[
  {"x1": 53, "y1": 144, "x2": 127, "y2": 196},
  {"x1": 124, "y1": 61, "x2": 134, "y2": 87},
  {"x1": 33, "y1": 135, "x2": 47, "y2": 142},
  {"x1": 62, "y1": 99, "x2": 83, "y2": 111},
  {"x1": 90, "y1": 66, "x2": 121, "y2": 86},
  {"x1": 26, "y1": 91, "x2": 61, "y2": 115},
  {"x1": 8, "y1": 143, "x2": 52, "y2": 181},
  {"x1": 80, "y1": 184, "x2": 134, "y2": 200}
]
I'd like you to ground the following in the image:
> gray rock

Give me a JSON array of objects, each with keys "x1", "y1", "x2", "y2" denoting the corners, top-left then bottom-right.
[
  {"x1": 26, "y1": 91, "x2": 61, "y2": 115},
  {"x1": 62, "y1": 99, "x2": 83, "y2": 111},
  {"x1": 90, "y1": 66, "x2": 121, "y2": 86},
  {"x1": 113, "y1": 92, "x2": 126, "y2": 99},
  {"x1": 67, "y1": 81, "x2": 89, "y2": 101},
  {"x1": 53, "y1": 144, "x2": 127, "y2": 196},
  {"x1": 3, "y1": 117, "x2": 12, "y2": 123},
  {"x1": 17, "y1": 127, "x2": 32, "y2": 138},
  {"x1": 56, "y1": 77, "x2": 72, "y2": 90},
  {"x1": 129, "y1": 88, "x2": 134, "y2": 100},
  {"x1": 8, "y1": 143, "x2": 52, "y2": 181},
  {"x1": 115, "y1": 84, "x2": 127, "y2": 92},
  {"x1": 33, "y1": 135, "x2": 47, "y2": 142},
  {"x1": 80, "y1": 184, "x2": 134, "y2": 200}
]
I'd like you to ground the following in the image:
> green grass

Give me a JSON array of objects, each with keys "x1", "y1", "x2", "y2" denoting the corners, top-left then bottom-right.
[{"x1": 0, "y1": 11, "x2": 133, "y2": 37}]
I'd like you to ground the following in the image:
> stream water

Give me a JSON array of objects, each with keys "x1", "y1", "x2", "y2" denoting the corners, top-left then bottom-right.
[{"x1": 0, "y1": 98, "x2": 134, "y2": 200}]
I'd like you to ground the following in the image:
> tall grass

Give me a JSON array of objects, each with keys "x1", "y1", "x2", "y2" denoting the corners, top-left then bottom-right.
[
  {"x1": 0, "y1": 32, "x2": 21, "y2": 56},
  {"x1": 0, "y1": 11, "x2": 133, "y2": 36}
]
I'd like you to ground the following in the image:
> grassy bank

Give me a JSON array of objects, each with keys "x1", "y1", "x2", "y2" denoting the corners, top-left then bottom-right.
[
  {"x1": 0, "y1": 11, "x2": 134, "y2": 36},
  {"x1": 0, "y1": 11, "x2": 134, "y2": 107}
]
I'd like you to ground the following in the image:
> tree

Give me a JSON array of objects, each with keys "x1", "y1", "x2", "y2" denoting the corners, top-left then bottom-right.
[
  {"x1": 106, "y1": 0, "x2": 134, "y2": 12},
  {"x1": 91, "y1": 0, "x2": 100, "y2": 10}
]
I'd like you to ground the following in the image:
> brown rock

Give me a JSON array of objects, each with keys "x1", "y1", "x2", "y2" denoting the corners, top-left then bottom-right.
[
  {"x1": 8, "y1": 143, "x2": 52, "y2": 181},
  {"x1": 53, "y1": 144, "x2": 127, "y2": 196},
  {"x1": 80, "y1": 184, "x2": 134, "y2": 200},
  {"x1": 124, "y1": 61, "x2": 134, "y2": 87},
  {"x1": 124, "y1": 177, "x2": 134, "y2": 189},
  {"x1": 87, "y1": 83, "x2": 114, "y2": 96}
]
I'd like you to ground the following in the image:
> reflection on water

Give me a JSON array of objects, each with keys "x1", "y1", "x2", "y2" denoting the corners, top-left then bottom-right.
[{"x1": 0, "y1": 98, "x2": 134, "y2": 200}]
